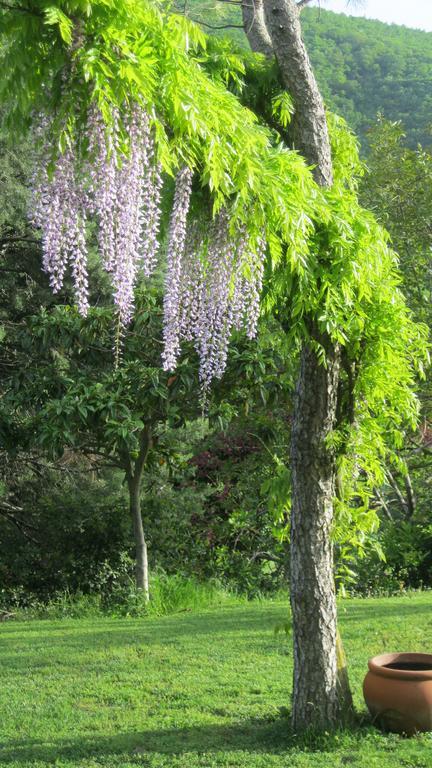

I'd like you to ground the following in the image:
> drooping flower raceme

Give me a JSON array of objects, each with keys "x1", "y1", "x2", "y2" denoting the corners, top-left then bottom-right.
[
  {"x1": 160, "y1": 194, "x2": 266, "y2": 391},
  {"x1": 162, "y1": 166, "x2": 194, "y2": 371},
  {"x1": 31, "y1": 103, "x2": 162, "y2": 326},
  {"x1": 30, "y1": 104, "x2": 266, "y2": 389},
  {"x1": 31, "y1": 140, "x2": 90, "y2": 316}
]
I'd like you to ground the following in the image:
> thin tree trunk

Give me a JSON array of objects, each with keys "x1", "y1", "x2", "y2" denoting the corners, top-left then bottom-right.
[
  {"x1": 242, "y1": 0, "x2": 352, "y2": 730},
  {"x1": 126, "y1": 426, "x2": 152, "y2": 600},
  {"x1": 128, "y1": 473, "x2": 149, "y2": 599},
  {"x1": 241, "y1": 0, "x2": 274, "y2": 57},
  {"x1": 404, "y1": 472, "x2": 416, "y2": 518}
]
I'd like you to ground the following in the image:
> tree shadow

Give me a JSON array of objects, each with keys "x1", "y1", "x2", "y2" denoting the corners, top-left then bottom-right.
[
  {"x1": 0, "y1": 606, "x2": 288, "y2": 672},
  {"x1": 339, "y1": 600, "x2": 432, "y2": 624},
  {"x1": 0, "y1": 714, "x2": 370, "y2": 765}
]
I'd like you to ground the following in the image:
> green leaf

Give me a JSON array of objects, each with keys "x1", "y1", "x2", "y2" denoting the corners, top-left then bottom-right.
[{"x1": 44, "y1": 6, "x2": 73, "y2": 45}]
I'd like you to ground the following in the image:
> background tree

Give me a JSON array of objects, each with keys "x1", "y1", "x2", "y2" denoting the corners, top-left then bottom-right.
[
  {"x1": 2, "y1": 288, "x2": 290, "y2": 598},
  {"x1": 2, "y1": 292, "x2": 204, "y2": 599},
  {"x1": 356, "y1": 119, "x2": 432, "y2": 592},
  {"x1": 239, "y1": 0, "x2": 350, "y2": 729}
]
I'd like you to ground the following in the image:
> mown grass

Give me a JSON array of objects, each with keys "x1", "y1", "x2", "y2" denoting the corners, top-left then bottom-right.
[{"x1": 1, "y1": 592, "x2": 432, "y2": 767}]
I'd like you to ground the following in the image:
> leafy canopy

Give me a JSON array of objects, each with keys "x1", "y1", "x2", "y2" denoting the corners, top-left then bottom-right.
[{"x1": 0, "y1": 0, "x2": 428, "y2": 535}]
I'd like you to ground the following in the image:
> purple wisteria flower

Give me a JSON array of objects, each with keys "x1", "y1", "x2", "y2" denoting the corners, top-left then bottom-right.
[
  {"x1": 31, "y1": 103, "x2": 163, "y2": 326},
  {"x1": 161, "y1": 200, "x2": 266, "y2": 391},
  {"x1": 162, "y1": 166, "x2": 193, "y2": 371},
  {"x1": 30, "y1": 104, "x2": 266, "y2": 389}
]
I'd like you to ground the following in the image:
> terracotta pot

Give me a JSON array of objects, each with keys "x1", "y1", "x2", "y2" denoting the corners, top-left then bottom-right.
[{"x1": 363, "y1": 652, "x2": 432, "y2": 734}]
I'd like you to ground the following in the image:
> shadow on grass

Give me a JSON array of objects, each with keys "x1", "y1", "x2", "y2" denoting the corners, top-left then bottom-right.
[
  {"x1": 2, "y1": 599, "x2": 431, "y2": 674},
  {"x1": 0, "y1": 608, "x2": 288, "y2": 672},
  {"x1": 339, "y1": 600, "x2": 432, "y2": 626},
  {"x1": 0, "y1": 714, "x2": 370, "y2": 764}
]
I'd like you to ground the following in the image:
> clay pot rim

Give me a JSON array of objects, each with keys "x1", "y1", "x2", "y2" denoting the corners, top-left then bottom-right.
[{"x1": 368, "y1": 652, "x2": 432, "y2": 681}]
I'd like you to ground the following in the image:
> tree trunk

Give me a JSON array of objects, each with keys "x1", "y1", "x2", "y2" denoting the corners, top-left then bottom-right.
[
  {"x1": 128, "y1": 473, "x2": 149, "y2": 600},
  {"x1": 243, "y1": 0, "x2": 352, "y2": 730},
  {"x1": 290, "y1": 335, "x2": 342, "y2": 729},
  {"x1": 263, "y1": 0, "x2": 333, "y2": 187},
  {"x1": 241, "y1": 0, "x2": 274, "y2": 58},
  {"x1": 126, "y1": 426, "x2": 152, "y2": 600}
]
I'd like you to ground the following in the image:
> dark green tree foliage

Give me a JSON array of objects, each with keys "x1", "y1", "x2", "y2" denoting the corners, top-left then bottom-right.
[
  {"x1": 1, "y1": 274, "x2": 292, "y2": 592},
  {"x1": 361, "y1": 118, "x2": 432, "y2": 327},
  {"x1": 145, "y1": 408, "x2": 292, "y2": 595},
  {"x1": 0, "y1": 465, "x2": 131, "y2": 602},
  {"x1": 1, "y1": 290, "x2": 203, "y2": 594}
]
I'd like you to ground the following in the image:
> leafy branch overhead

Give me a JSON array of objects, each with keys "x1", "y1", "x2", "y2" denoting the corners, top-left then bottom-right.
[{"x1": 0, "y1": 0, "x2": 428, "y2": 525}]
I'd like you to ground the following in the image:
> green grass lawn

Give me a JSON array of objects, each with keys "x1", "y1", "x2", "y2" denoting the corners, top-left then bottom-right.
[{"x1": 1, "y1": 593, "x2": 432, "y2": 767}]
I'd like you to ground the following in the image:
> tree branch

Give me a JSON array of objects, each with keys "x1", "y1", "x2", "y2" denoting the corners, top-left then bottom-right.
[
  {"x1": 191, "y1": 18, "x2": 245, "y2": 29},
  {"x1": 0, "y1": 508, "x2": 40, "y2": 544},
  {"x1": 242, "y1": 0, "x2": 274, "y2": 57},
  {"x1": 373, "y1": 487, "x2": 393, "y2": 521},
  {"x1": 0, "y1": 499, "x2": 23, "y2": 514},
  {"x1": 249, "y1": 550, "x2": 282, "y2": 564},
  {"x1": 0, "y1": 236, "x2": 40, "y2": 246},
  {"x1": 132, "y1": 426, "x2": 153, "y2": 482},
  {"x1": 386, "y1": 469, "x2": 409, "y2": 516}
]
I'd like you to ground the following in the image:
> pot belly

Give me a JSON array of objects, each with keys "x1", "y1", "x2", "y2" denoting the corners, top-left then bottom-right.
[{"x1": 364, "y1": 671, "x2": 432, "y2": 734}]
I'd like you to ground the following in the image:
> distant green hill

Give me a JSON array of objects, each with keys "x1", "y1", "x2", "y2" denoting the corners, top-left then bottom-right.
[{"x1": 186, "y1": 4, "x2": 432, "y2": 149}]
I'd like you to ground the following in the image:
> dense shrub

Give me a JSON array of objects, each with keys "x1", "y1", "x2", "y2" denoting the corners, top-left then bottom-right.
[
  {"x1": 0, "y1": 568, "x2": 244, "y2": 620},
  {"x1": 0, "y1": 466, "x2": 131, "y2": 600},
  {"x1": 351, "y1": 517, "x2": 432, "y2": 596}
]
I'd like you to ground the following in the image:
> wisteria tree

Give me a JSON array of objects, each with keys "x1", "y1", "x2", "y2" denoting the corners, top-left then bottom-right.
[
  {"x1": 240, "y1": 0, "x2": 357, "y2": 728},
  {"x1": 0, "y1": 0, "x2": 427, "y2": 730}
]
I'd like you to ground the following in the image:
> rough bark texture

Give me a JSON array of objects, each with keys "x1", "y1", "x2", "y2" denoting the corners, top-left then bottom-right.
[
  {"x1": 256, "y1": 0, "x2": 351, "y2": 730},
  {"x1": 126, "y1": 426, "x2": 152, "y2": 600},
  {"x1": 263, "y1": 0, "x2": 333, "y2": 187},
  {"x1": 290, "y1": 335, "x2": 342, "y2": 729},
  {"x1": 241, "y1": 0, "x2": 274, "y2": 57}
]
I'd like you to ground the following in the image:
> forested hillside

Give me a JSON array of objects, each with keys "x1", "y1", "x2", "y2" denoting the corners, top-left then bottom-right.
[
  {"x1": 186, "y1": 4, "x2": 432, "y2": 149},
  {"x1": 303, "y1": 9, "x2": 432, "y2": 148}
]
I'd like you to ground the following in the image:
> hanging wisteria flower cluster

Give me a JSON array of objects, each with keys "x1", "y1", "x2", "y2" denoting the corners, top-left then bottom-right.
[
  {"x1": 30, "y1": 105, "x2": 266, "y2": 389},
  {"x1": 163, "y1": 169, "x2": 266, "y2": 390},
  {"x1": 30, "y1": 102, "x2": 162, "y2": 326}
]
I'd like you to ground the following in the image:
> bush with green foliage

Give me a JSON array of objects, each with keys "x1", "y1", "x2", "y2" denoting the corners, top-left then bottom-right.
[{"x1": 348, "y1": 119, "x2": 432, "y2": 595}]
